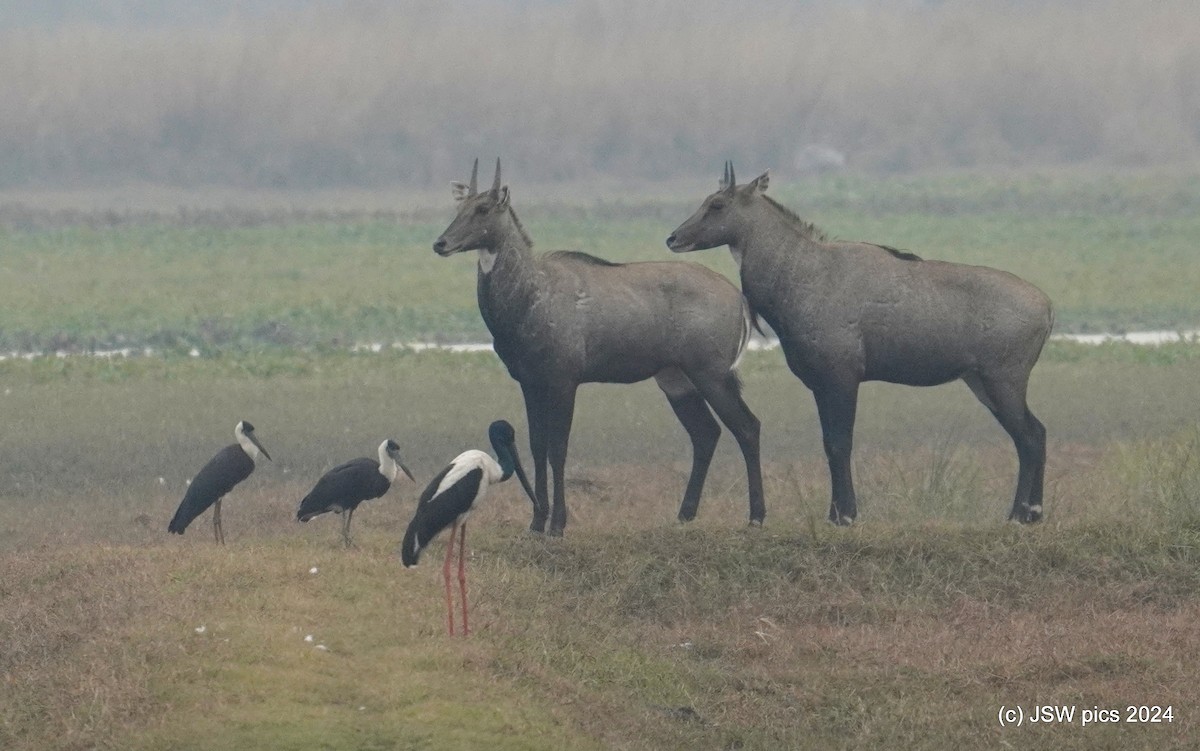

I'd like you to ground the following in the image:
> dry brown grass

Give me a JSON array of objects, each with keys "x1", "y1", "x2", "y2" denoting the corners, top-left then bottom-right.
[
  {"x1": 4, "y1": 445, "x2": 1200, "y2": 749},
  {"x1": 2, "y1": 345, "x2": 1198, "y2": 748}
]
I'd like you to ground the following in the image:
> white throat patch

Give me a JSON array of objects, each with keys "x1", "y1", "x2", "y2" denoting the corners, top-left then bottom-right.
[
  {"x1": 236, "y1": 429, "x2": 260, "y2": 460},
  {"x1": 377, "y1": 442, "x2": 399, "y2": 482},
  {"x1": 477, "y1": 248, "x2": 499, "y2": 274}
]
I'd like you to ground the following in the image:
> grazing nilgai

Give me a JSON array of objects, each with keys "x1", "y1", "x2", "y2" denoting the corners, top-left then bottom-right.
[
  {"x1": 667, "y1": 163, "x2": 1053, "y2": 524},
  {"x1": 433, "y1": 159, "x2": 764, "y2": 535}
]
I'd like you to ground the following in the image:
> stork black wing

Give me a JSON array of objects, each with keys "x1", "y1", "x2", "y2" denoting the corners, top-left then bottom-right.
[
  {"x1": 168, "y1": 444, "x2": 255, "y2": 534},
  {"x1": 400, "y1": 467, "x2": 482, "y2": 566},
  {"x1": 297, "y1": 458, "x2": 387, "y2": 521}
]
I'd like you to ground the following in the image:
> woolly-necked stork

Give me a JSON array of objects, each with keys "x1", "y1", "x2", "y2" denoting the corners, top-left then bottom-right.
[
  {"x1": 297, "y1": 439, "x2": 415, "y2": 547},
  {"x1": 400, "y1": 420, "x2": 536, "y2": 635},
  {"x1": 167, "y1": 420, "x2": 271, "y2": 544}
]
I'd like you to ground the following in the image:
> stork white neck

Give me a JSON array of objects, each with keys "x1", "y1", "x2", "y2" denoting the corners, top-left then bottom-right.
[
  {"x1": 377, "y1": 440, "x2": 399, "y2": 482},
  {"x1": 235, "y1": 423, "x2": 261, "y2": 461}
]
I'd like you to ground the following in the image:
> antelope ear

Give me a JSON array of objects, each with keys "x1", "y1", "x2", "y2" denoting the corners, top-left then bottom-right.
[
  {"x1": 747, "y1": 170, "x2": 770, "y2": 193},
  {"x1": 450, "y1": 181, "x2": 470, "y2": 202},
  {"x1": 496, "y1": 184, "x2": 510, "y2": 208}
]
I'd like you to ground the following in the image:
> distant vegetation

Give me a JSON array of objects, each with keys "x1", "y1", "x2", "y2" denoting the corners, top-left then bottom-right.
[
  {"x1": 1, "y1": 171, "x2": 1198, "y2": 353},
  {"x1": 0, "y1": 0, "x2": 1197, "y2": 188}
]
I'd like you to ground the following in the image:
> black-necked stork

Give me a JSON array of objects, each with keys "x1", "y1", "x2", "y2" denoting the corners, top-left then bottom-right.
[
  {"x1": 400, "y1": 420, "x2": 536, "y2": 636},
  {"x1": 297, "y1": 439, "x2": 416, "y2": 547},
  {"x1": 167, "y1": 420, "x2": 271, "y2": 544}
]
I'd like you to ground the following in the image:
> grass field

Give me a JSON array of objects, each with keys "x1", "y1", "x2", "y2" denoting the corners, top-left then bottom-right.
[
  {"x1": 2, "y1": 171, "x2": 1200, "y2": 749},
  {"x1": 3, "y1": 170, "x2": 1200, "y2": 351}
]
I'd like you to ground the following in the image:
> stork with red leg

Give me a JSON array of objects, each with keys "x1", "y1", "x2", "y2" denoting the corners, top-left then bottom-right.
[{"x1": 400, "y1": 420, "x2": 536, "y2": 636}]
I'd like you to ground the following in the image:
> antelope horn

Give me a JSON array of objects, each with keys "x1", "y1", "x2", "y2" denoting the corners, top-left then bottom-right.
[
  {"x1": 727, "y1": 161, "x2": 736, "y2": 188},
  {"x1": 492, "y1": 158, "x2": 502, "y2": 194},
  {"x1": 468, "y1": 158, "x2": 478, "y2": 196}
]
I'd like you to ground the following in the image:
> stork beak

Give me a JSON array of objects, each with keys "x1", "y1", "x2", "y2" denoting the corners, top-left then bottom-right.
[
  {"x1": 398, "y1": 462, "x2": 416, "y2": 483},
  {"x1": 249, "y1": 432, "x2": 272, "y2": 461},
  {"x1": 511, "y1": 452, "x2": 536, "y2": 508},
  {"x1": 388, "y1": 446, "x2": 415, "y2": 482}
]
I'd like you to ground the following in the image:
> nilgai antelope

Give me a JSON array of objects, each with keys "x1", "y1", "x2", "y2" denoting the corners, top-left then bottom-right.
[
  {"x1": 400, "y1": 420, "x2": 537, "y2": 636},
  {"x1": 668, "y1": 163, "x2": 1053, "y2": 525},
  {"x1": 167, "y1": 420, "x2": 271, "y2": 544},
  {"x1": 297, "y1": 439, "x2": 416, "y2": 547},
  {"x1": 433, "y1": 159, "x2": 764, "y2": 536}
]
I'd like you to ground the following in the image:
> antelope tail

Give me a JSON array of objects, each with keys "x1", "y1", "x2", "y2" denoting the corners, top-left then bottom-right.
[{"x1": 731, "y1": 296, "x2": 760, "y2": 371}]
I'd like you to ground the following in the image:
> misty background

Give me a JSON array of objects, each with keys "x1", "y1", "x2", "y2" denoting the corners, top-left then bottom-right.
[{"x1": 0, "y1": 0, "x2": 1197, "y2": 191}]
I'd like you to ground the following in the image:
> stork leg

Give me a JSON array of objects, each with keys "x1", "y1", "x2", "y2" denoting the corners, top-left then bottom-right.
[
  {"x1": 213, "y1": 499, "x2": 224, "y2": 545},
  {"x1": 443, "y1": 520, "x2": 459, "y2": 635},
  {"x1": 342, "y1": 508, "x2": 354, "y2": 548},
  {"x1": 457, "y1": 522, "x2": 469, "y2": 636}
]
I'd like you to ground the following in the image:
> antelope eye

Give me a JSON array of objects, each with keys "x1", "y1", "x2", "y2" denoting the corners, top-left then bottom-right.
[
  {"x1": 474, "y1": 203, "x2": 489, "y2": 214},
  {"x1": 708, "y1": 199, "x2": 725, "y2": 212}
]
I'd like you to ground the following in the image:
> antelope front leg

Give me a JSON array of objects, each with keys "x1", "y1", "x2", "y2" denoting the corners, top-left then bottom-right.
[
  {"x1": 521, "y1": 385, "x2": 551, "y2": 533},
  {"x1": 544, "y1": 387, "x2": 578, "y2": 537}
]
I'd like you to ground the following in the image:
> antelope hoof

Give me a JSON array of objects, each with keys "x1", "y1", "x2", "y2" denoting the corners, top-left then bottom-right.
[
  {"x1": 1011, "y1": 504, "x2": 1043, "y2": 524},
  {"x1": 547, "y1": 527, "x2": 565, "y2": 538},
  {"x1": 829, "y1": 515, "x2": 855, "y2": 528},
  {"x1": 677, "y1": 510, "x2": 697, "y2": 524},
  {"x1": 747, "y1": 519, "x2": 764, "y2": 529}
]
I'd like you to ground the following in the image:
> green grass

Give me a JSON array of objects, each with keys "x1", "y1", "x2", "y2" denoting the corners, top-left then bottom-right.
[
  {"x1": 1, "y1": 345, "x2": 1199, "y2": 510},
  {"x1": 2, "y1": 170, "x2": 1199, "y2": 350}
]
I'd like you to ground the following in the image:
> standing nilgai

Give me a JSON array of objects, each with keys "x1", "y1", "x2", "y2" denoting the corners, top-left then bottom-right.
[
  {"x1": 433, "y1": 159, "x2": 764, "y2": 535},
  {"x1": 668, "y1": 163, "x2": 1053, "y2": 525}
]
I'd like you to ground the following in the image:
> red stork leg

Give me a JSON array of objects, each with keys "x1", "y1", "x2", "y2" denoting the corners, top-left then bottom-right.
[
  {"x1": 443, "y1": 520, "x2": 459, "y2": 635},
  {"x1": 457, "y1": 523, "x2": 469, "y2": 636}
]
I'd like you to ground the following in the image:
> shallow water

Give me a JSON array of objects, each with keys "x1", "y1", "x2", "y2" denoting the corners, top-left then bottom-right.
[{"x1": 1, "y1": 330, "x2": 1197, "y2": 362}]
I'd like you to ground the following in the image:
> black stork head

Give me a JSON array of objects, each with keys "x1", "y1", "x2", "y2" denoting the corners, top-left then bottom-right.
[
  {"x1": 488, "y1": 420, "x2": 536, "y2": 507},
  {"x1": 484, "y1": 417, "x2": 537, "y2": 506},
  {"x1": 382, "y1": 438, "x2": 416, "y2": 482},
  {"x1": 236, "y1": 420, "x2": 272, "y2": 461}
]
